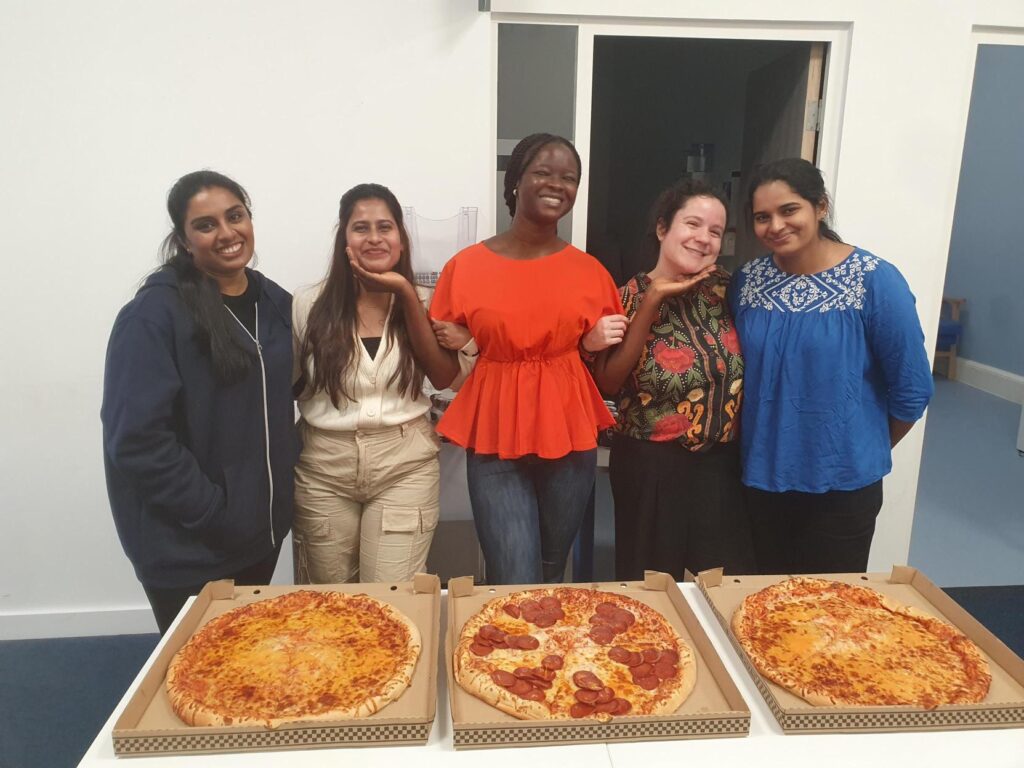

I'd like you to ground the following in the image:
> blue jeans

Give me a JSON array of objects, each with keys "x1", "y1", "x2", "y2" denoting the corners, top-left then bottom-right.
[{"x1": 466, "y1": 449, "x2": 597, "y2": 585}]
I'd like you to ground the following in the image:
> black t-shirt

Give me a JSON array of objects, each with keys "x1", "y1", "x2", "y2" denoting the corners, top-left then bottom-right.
[
  {"x1": 361, "y1": 336, "x2": 381, "y2": 359},
  {"x1": 222, "y1": 277, "x2": 259, "y2": 339}
]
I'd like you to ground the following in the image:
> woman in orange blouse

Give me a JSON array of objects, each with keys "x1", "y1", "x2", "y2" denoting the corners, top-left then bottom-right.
[
  {"x1": 430, "y1": 133, "x2": 626, "y2": 584},
  {"x1": 591, "y1": 179, "x2": 755, "y2": 581}
]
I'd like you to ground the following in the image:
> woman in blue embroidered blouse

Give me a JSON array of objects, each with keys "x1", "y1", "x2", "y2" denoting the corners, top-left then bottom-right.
[{"x1": 729, "y1": 158, "x2": 933, "y2": 574}]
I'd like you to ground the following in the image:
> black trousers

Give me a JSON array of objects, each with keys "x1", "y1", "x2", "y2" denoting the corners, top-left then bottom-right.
[
  {"x1": 745, "y1": 481, "x2": 883, "y2": 575},
  {"x1": 610, "y1": 434, "x2": 756, "y2": 582},
  {"x1": 142, "y1": 543, "x2": 283, "y2": 635}
]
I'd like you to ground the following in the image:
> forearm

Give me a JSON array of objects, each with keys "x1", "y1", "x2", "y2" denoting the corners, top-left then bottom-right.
[
  {"x1": 889, "y1": 417, "x2": 915, "y2": 448},
  {"x1": 590, "y1": 299, "x2": 659, "y2": 396},
  {"x1": 399, "y1": 285, "x2": 459, "y2": 388}
]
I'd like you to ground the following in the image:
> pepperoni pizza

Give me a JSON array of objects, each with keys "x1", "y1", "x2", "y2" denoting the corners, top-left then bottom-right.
[
  {"x1": 166, "y1": 590, "x2": 421, "y2": 727},
  {"x1": 453, "y1": 587, "x2": 696, "y2": 720},
  {"x1": 732, "y1": 577, "x2": 991, "y2": 708}
]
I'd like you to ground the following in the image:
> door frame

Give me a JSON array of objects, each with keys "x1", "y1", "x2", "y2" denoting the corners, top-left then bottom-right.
[{"x1": 491, "y1": 15, "x2": 852, "y2": 249}]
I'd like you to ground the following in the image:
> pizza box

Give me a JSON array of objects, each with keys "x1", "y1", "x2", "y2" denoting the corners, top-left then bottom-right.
[
  {"x1": 444, "y1": 571, "x2": 751, "y2": 749},
  {"x1": 111, "y1": 574, "x2": 441, "y2": 757},
  {"x1": 694, "y1": 566, "x2": 1024, "y2": 734}
]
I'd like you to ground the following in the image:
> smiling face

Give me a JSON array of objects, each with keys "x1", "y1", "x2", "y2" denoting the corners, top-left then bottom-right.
[
  {"x1": 751, "y1": 180, "x2": 827, "y2": 259},
  {"x1": 182, "y1": 187, "x2": 254, "y2": 282},
  {"x1": 344, "y1": 198, "x2": 402, "y2": 273},
  {"x1": 654, "y1": 195, "x2": 727, "y2": 276},
  {"x1": 514, "y1": 142, "x2": 580, "y2": 225}
]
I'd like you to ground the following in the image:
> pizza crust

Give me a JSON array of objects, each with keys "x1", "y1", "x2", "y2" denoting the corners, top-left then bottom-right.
[
  {"x1": 454, "y1": 587, "x2": 696, "y2": 720},
  {"x1": 166, "y1": 591, "x2": 421, "y2": 728},
  {"x1": 732, "y1": 577, "x2": 991, "y2": 709}
]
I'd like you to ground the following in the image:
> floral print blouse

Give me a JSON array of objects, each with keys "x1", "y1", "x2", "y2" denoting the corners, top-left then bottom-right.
[{"x1": 613, "y1": 268, "x2": 743, "y2": 450}]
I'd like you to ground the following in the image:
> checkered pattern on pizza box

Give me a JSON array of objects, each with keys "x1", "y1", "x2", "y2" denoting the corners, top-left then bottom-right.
[
  {"x1": 695, "y1": 567, "x2": 1024, "y2": 734},
  {"x1": 445, "y1": 574, "x2": 751, "y2": 749},
  {"x1": 111, "y1": 576, "x2": 440, "y2": 757}
]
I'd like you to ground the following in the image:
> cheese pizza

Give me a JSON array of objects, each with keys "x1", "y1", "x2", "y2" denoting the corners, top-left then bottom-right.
[
  {"x1": 166, "y1": 590, "x2": 421, "y2": 727},
  {"x1": 732, "y1": 577, "x2": 991, "y2": 708}
]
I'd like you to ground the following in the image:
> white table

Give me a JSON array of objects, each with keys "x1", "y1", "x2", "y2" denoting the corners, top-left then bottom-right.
[{"x1": 77, "y1": 585, "x2": 1024, "y2": 767}]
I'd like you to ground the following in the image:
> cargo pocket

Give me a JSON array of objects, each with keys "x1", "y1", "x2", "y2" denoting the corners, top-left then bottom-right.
[{"x1": 381, "y1": 504, "x2": 439, "y2": 535}]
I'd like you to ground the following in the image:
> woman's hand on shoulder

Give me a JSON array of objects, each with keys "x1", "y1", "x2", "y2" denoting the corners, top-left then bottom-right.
[
  {"x1": 348, "y1": 249, "x2": 413, "y2": 296},
  {"x1": 432, "y1": 320, "x2": 473, "y2": 350},
  {"x1": 582, "y1": 314, "x2": 629, "y2": 352},
  {"x1": 648, "y1": 265, "x2": 717, "y2": 302}
]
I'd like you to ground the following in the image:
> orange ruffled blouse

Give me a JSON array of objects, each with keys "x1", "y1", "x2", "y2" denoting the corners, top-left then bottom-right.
[{"x1": 430, "y1": 243, "x2": 619, "y2": 459}]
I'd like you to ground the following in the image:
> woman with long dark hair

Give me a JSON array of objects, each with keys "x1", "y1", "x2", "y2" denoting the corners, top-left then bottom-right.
[
  {"x1": 102, "y1": 170, "x2": 297, "y2": 634},
  {"x1": 731, "y1": 158, "x2": 933, "y2": 574},
  {"x1": 430, "y1": 133, "x2": 627, "y2": 585},
  {"x1": 292, "y1": 183, "x2": 461, "y2": 583}
]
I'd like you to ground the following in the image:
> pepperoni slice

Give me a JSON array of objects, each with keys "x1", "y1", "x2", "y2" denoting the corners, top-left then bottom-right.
[
  {"x1": 541, "y1": 654, "x2": 564, "y2": 670},
  {"x1": 627, "y1": 651, "x2": 644, "y2": 667},
  {"x1": 470, "y1": 642, "x2": 493, "y2": 656},
  {"x1": 612, "y1": 698, "x2": 632, "y2": 715},
  {"x1": 491, "y1": 639, "x2": 508, "y2": 649},
  {"x1": 631, "y1": 662, "x2": 653, "y2": 678},
  {"x1": 533, "y1": 612, "x2": 557, "y2": 628},
  {"x1": 635, "y1": 674, "x2": 660, "y2": 691},
  {"x1": 595, "y1": 686, "x2": 615, "y2": 704},
  {"x1": 614, "y1": 608, "x2": 636, "y2": 627},
  {"x1": 573, "y1": 670, "x2": 604, "y2": 691},
  {"x1": 609, "y1": 621, "x2": 629, "y2": 634},
  {"x1": 520, "y1": 687, "x2": 546, "y2": 702},
  {"x1": 590, "y1": 625, "x2": 616, "y2": 645},
  {"x1": 473, "y1": 634, "x2": 493, "y2": 647},
  {"x1": 503, "y1": 603, "x2": 521, "y2": 619},
  {"x1": 574, "y1": 689, "x2": 600, "y2": 704},
  {"x1": 513, "y1": 634, "x2": 539, "y2": 650},
  {"x1": 510, "y1": 679, "x2": 533, "y2": 696},
  {"x1": 539, "y1": 596, "x2": 561, "y2": 611},
  {"x1": 513, "y1": 666, "x2": 534, "y2": 679},
  {"x1": 531, "y1": 666, "x2": 556, "y2": 682},
  {"x1": 491, "y1": 670, "x2": 516, "y2": 687},
  {"x1": 595, "y1": 602, "x2": 618, "y2": 618},
  {"x1": 551, "y1": 608, "x2": 566, "y2": 620},
  {"x1": 659, "y1": 649, "x2": 679, "y2": 665},
  {"x1": 641, "y1": 648, "x2": 660, "y2": 663},
  {"x1": 608, "y1": 646, "x2": 632, "y2": 664},
  {"x1": 654, "y1": 662, "x2": 677, "y2": 680},
  {"x1": 589, "y1": 614, "x2": 612, "y2": 626},
  {"x1": 595, "y1": 700, "x2": 619, "y2": 714},
  {"x1": 570, "y1": 702, "x2": 596, "y2": 718},
  {"x1": 529, "y1": 677, "x2": 553, "y2": 690}
]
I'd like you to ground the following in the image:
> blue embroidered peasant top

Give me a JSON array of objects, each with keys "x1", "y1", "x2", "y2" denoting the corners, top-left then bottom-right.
[{"x1": 729, "y1": 249, "x2": 933, "y2": 493}]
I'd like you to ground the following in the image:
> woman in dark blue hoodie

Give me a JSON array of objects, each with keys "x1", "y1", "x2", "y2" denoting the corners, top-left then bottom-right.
[{"x1": 102, "y1": 170, "x2": 297, "y2": 634}]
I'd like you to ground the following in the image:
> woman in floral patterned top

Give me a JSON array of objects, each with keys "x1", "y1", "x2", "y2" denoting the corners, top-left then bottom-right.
[{"x1": 591, "y1": 179, "x2": 755, "y2": 581}]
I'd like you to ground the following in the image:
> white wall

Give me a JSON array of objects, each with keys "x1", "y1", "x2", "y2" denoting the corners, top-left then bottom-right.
[
  {"x1": 4, "y1": 0, "x2": 1024, "y2": 638},
  {"x1": 0, "y1": 0, "x2": 492, "y2": 638}
]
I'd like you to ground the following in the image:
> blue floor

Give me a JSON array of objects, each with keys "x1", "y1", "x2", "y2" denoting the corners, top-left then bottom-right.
[{"x1": 909, "y1": 378, "x2": 1024, "y2": 587}]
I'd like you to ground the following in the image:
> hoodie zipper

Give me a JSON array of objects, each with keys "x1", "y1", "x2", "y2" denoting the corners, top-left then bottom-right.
[{"x1": 225, "y1": 306, "x2": 276, "y2": 549}]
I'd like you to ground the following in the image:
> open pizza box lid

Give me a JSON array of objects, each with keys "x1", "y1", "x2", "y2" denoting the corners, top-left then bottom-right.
[
  {"x1": 112, "y1": 574, "x2": 441, "y2": 757},
  {"x1": 694, "y1": 566, "x2": 1024, "y2": 733},
  {"x1": 445, "y1": 572, "x2": 750, "y2": 749}
]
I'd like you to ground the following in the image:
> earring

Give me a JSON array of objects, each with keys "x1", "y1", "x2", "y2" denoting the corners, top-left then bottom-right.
[{"x1": 513, "y1": 187, "x2": 518, "y2": 196}]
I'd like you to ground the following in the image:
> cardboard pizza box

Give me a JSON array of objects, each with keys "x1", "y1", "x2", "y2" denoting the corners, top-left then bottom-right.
[
  {"x1": 112, "y1": 575, "x2": 441, "y2": 757},
  {"x1": 695, "y1": 566, "x2": 1024, "y2": 734},
  {"x1": 445, "y1": 572, "x2": 750, "y2": 749}
]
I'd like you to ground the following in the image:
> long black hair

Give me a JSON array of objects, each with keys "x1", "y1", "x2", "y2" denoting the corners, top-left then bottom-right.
[
  {"x1": 746, "y1": 158, "x2": 842, "y2": 242},
  {"x1": 159, "y1": 170, "x2": 255, "y2": 383},
  {"x1": 502, "y1": 133, "x2": 582, "y2": 217},
  {"x1": 300, "y1": 183, "x2": 423, "y2": 407}
]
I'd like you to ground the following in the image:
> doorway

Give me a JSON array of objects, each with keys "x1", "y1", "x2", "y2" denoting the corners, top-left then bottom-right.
[{"x1": 585, "y1": 37, "x2": 826, "y2": 283}]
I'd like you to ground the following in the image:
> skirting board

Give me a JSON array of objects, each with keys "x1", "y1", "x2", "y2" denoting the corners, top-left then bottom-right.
[
  {"x1": 1, "y1": 606, "x2": 156, "y2": 640},
  {"x1": 957, "y1": 358, "x2": 1024, "y2": 405}
]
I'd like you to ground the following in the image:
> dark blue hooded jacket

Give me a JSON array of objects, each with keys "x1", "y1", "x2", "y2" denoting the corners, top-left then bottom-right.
[{"x1": 101, "y1": 267, "x2": 298, "y2": 588}]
